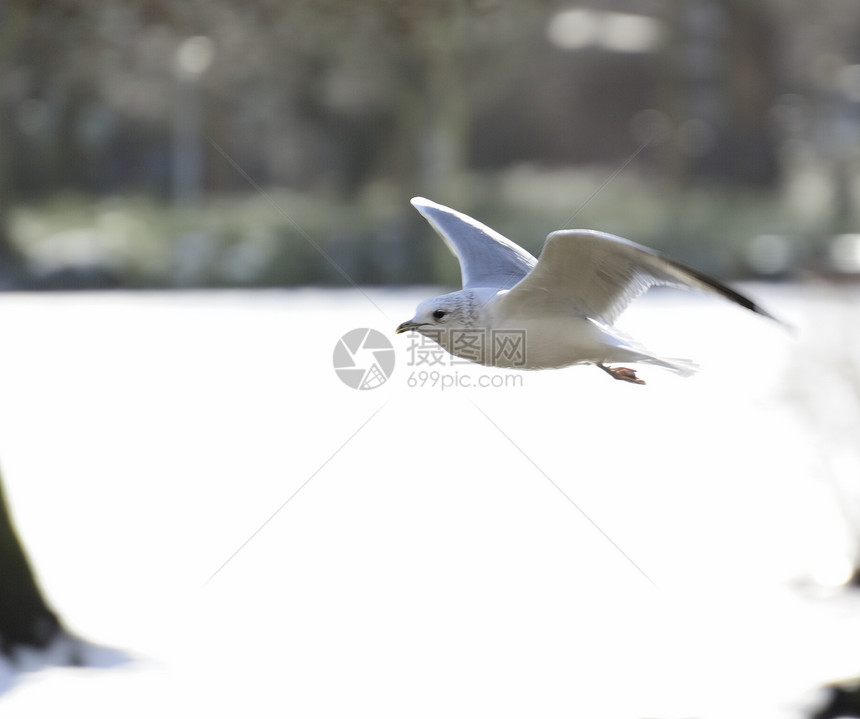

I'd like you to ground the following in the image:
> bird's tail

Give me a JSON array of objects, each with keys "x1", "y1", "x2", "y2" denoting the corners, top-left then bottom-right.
[{"x1": 643, "y1": 355, "x2": 700, "y2": 377}]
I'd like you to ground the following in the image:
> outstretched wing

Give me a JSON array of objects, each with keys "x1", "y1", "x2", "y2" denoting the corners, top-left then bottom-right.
[
  {"x1": 411, "y1": 197, "x2": 536, "y2": 291},
  {"x1": 497, "y1": 229, "x2": 783, "y2": 326}
]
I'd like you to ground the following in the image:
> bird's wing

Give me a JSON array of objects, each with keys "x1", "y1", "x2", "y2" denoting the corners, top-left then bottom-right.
[
  {"x1": 497, "y1": 229, "x2": 783, "y2": 326},
  {"x1": 411, "y1": 197, "x2": 537, "y2": 290}
]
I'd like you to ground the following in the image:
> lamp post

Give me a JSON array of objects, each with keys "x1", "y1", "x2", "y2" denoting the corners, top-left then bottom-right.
[{"x1": 172, "y1": 36, "x2": 215, "y2": 205}]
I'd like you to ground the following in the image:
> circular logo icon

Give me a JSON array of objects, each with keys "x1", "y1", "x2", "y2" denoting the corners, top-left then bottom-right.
[{"x1": 333, "y1": 328, "x2": 395, "y2": 390}]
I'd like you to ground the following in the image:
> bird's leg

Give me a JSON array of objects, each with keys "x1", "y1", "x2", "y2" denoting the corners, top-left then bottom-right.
[{"x1": 597, "y1": 363, "x2": 646, "y2": 385}]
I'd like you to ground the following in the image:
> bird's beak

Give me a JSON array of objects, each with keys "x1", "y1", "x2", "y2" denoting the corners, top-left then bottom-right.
[{"x1": 395, "y1": 320, "x2": 422, "y2": 334}]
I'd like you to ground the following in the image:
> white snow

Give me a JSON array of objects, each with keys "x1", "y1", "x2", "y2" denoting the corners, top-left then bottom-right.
[{"x1": 0, "y1": 284, "x2": 858, "y2": 718}]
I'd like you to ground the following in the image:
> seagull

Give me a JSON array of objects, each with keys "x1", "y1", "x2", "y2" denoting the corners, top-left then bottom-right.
[{"x1": 395, "y1": 197, "x2": 783, "y2": 385}]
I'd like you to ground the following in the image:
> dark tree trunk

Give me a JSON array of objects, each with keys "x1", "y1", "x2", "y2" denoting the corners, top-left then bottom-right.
[{"x1": 0, "y1": 469, "x2": 62, "y2": 657}]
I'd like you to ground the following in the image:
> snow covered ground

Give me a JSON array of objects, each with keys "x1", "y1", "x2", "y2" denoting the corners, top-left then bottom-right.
[{"x1": 0, "y1": 284, "x2": 858, "y2": 718}]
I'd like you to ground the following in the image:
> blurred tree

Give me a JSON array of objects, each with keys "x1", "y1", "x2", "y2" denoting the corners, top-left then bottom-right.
[
  {"x1": 266, "y1": 0, "x2": 546, "y2": 200},
  {"x1": 656, "y1": 0, "x2": 779, "y2": 188},
  {"x1": 0, "y1": 0, "x2": 858, "y2": 285},
  {"x1": 0, "y1": 0, "x2": 800, "y2": 203},
  {"x1": 257, "y1": 0, "x2": 547, "y2": 281},
  {"x1": 0, "y1": 2, "x2": 29, "y2": 277},
  {"x1": 721, "y1": 0, "x2": 780, "y2": 186}
]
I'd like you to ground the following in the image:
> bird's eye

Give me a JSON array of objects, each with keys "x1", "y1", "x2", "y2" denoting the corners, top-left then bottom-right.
[{"x1": 432, "y1": 309, "x2": 446, "y2": 320}]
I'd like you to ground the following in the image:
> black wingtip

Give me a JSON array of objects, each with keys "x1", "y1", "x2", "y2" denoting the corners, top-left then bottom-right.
[
  {"x1": 747, "y1": 300, "x2": 795, "y2": 333},
  {"x1": 681, "y1": 263, "x2": 792, "y2": 331}
]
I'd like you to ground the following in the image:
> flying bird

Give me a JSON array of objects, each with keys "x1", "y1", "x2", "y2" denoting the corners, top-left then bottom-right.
[{"x1": 395, "y1": 197, "x2": 783, "y2": 385}]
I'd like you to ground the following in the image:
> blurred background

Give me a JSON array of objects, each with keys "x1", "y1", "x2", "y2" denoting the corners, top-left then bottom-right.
[{"x1": 1, "y1": 0, "x2": 858, "y2": 289}]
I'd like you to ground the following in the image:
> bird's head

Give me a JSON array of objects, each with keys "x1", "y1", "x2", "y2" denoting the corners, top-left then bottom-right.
[{"x1": 395, "y1": 291, "x2": 472, "y2": 337}]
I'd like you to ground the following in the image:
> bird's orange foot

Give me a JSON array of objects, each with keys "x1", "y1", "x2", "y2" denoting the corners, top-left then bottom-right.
[{"x1": 598, "y1": 364, "x2": 646, "y2": 385}]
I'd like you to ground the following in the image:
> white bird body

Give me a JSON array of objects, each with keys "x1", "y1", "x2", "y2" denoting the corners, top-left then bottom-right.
[{"x1": 396, "y1": 197, "x2": 782, "y2": 384}]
